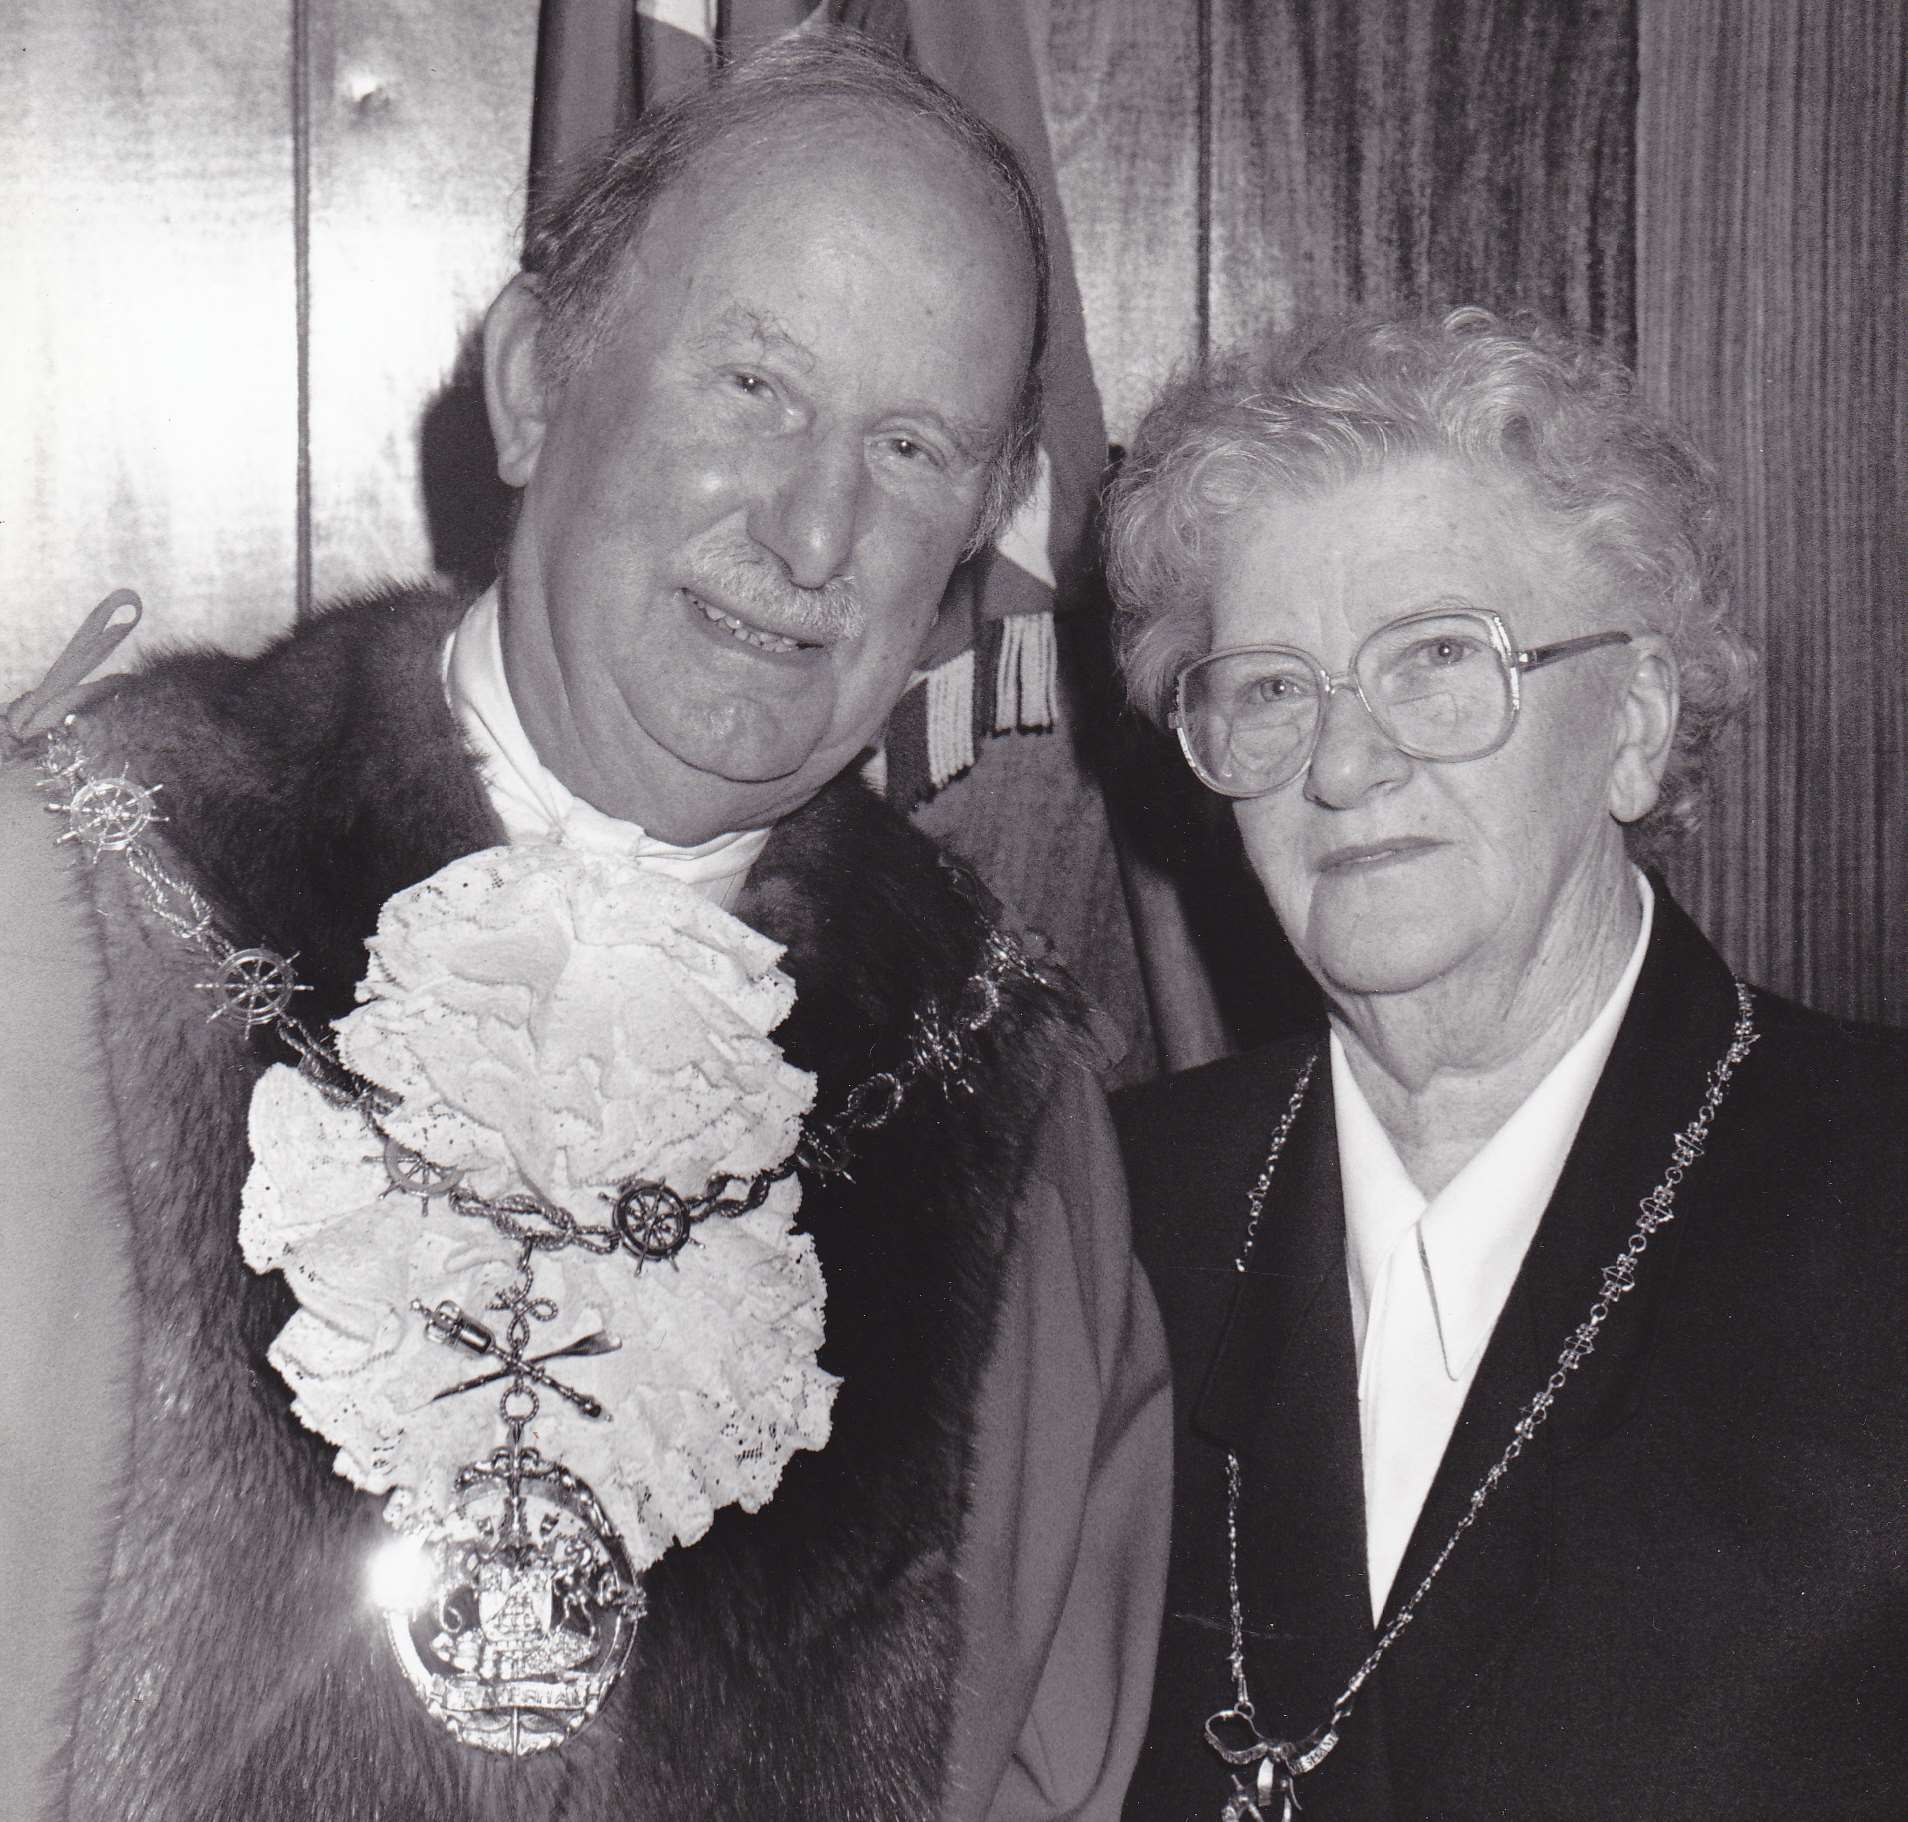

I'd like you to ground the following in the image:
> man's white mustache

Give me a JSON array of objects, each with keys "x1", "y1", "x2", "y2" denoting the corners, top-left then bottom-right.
[{"x1": 688, "y1": 544, "x2": 863, "y2": 644}]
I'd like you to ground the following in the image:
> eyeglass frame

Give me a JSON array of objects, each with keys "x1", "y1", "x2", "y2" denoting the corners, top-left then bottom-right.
[{"x1": 1169, "y1": 607, "x2": 1634, "y2": 799}]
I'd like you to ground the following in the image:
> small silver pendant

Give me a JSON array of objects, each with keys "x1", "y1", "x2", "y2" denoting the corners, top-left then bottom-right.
[
  {"x1": 201, "y1": 946, "x2": 304, "y2": 1028},
  {"x1": 1221, "y1": 1758, "x2": 1290, "y2": 1822},
  {"x1": 378, "y1": 1447, "x2": 643, "y2": 1756},
  {"x1": 56, "y1": 771, "x2": 163, "y2": 854}
]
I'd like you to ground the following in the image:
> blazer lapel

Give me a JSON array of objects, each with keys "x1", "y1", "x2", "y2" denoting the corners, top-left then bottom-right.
[
  {"x1": 1374, "y1": 886, "x2": 1744, "y2": 1791},
  {"x1": 1192, "y1": 1065, "x2": 1380, "y2": 1765}
]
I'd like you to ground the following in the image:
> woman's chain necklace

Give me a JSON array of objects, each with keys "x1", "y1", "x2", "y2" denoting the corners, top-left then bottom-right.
[{"x1": 1209, "y1": 983, "x2": 1759, "y2": 1821}]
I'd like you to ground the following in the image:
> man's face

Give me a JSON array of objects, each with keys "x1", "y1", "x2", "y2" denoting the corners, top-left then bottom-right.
[{"x1": 487, "y1": 115, "x2": 1035, "y2": 844}]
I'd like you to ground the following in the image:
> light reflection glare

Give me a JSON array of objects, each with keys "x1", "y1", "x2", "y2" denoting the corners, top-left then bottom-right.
[{"x1": 368, "y1": 1533, "x2": 439, "y2": 1614}]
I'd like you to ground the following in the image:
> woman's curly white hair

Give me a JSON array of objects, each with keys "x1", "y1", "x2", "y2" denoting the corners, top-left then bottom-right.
[{"x1": 1104, "y1": 306, "x2": 1756, "y2": 851}]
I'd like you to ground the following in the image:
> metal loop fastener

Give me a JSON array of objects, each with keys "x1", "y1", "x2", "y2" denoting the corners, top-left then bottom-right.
[
  {"x1": 796, "y1": 1127, "x2": 854, "y2": 1178},
  {"x1": 1205, "y1": 1708, "x2": 1272, "y2": 1766},
  {"x1": 842, "y1": 1072, "x2": 903, "y2": 1131}
]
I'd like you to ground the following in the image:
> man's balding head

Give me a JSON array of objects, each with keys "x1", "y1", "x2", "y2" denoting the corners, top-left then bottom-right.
[
  {"x1": 521, "y1": 33, "x2": 1050, "y2": 548},
  {"x1": 480, "y1": 33, "x2": 1044, "y2": 846}
]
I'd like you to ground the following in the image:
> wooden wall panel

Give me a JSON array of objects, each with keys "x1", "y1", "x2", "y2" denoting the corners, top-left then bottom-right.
[
  {"x1": 9, "y1": 1, "x2": 1898, "y2": 1031},
  {"x1": 1040, "y1": 0, "x2": 1204, "y2": 446},
  {"x1": 304, "y1": 4, "x2": 536, "y2": 603},
  {"x1": 0, "y1": 0, "x2": 297, "y2": 697},
  {"x1": 1641, "y1": 0, "x2": 1908, "y2": 1024},
  {"x1": 1, "y1": 0, "x2": 534, "y2": 708},
  {"x1": 1209, "y1": 0, "x2": 1635, "y2": 347}
]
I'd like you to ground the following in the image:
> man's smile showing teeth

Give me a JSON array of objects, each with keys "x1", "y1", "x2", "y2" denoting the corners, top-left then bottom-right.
[{"x1": 691, "y1": 593, "x2": 808, "y2": 654}]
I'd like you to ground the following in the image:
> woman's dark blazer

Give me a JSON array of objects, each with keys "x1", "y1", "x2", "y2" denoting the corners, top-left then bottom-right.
[{"x1": 1115, "y1": 888, "x2": 1908, "y2": 1821}]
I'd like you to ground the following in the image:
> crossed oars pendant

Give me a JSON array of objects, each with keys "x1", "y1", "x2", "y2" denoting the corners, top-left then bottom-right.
[{"x1": 413, "y1": 1298, "x2": 619, "y2": 1419}]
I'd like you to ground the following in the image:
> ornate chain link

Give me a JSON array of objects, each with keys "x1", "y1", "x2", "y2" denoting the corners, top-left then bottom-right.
[
  {"x1": 1210, "y1": 983, "x2": 1759, "y2": 1816},
  {"x1": 36, "y1": 727, "x2": 1051, "y2": 1273},
  {"x1": 1222, "y1": 1051, "x2": 1317, "y2": 1716}
]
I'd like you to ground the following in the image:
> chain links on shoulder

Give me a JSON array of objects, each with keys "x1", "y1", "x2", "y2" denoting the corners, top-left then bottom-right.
[{"x1": 36, "y1": 726, "x2": 1055, "y2": 1270}]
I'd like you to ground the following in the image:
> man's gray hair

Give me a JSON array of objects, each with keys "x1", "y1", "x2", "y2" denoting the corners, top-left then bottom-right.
[
  {"x1": 523, "y1": 29, "x2": 1050, "y2": 551},
  {"x1": 1105, "y1": 306, "x2": 1756, "y2": 849}
]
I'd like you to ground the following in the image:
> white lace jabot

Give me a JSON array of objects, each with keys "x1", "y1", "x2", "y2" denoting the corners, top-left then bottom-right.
[{"x1": 444, "y1": 588, "x2": 769, "y2": 908}]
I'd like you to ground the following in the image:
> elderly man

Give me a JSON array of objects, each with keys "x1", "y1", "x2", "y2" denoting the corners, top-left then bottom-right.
[
  {"x1": 0, "y1": 37, "x2": 1167, "y2": 1822},
  {"x1": 1108, "y1": 308, "x2": 1908, "y2": 1820}
]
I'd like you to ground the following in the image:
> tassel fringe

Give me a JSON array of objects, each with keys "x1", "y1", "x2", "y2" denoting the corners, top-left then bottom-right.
[
  {"x1": 992, "y1": 611, "x2": 1058, "y2": 735},
  {"x1": 883, "y1": 612, "x2": 1058, "y2": 811},
  {"x1": 926, "y1": 649, "x2": 978, "y2": 790}
]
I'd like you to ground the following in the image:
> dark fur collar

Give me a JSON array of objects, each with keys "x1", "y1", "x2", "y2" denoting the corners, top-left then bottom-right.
[{"x1": 61, "y1": 585, "x2": 1083, "y2": 1821}]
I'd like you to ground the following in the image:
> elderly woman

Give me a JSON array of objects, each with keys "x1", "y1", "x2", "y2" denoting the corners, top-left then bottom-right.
[{"x1": 1108, "y1": 309, "x2": 1908, "y2": 1822}]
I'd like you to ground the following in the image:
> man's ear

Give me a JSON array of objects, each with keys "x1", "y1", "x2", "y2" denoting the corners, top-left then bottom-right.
[
  {"x1": 483, "y1": 274, "x2": 554, "y2": 489},
  {"x1": 1608, "y1": 634, "x2": 1679, "y2": 825}
]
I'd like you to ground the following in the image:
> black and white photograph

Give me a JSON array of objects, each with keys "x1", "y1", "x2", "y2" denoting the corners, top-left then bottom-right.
[{"x1": 3, "y1": 3, "x2": 1902, "y2": 1817}]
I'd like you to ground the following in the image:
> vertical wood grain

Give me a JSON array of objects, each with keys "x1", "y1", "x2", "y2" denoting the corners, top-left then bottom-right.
[
  {"x1": 1641, "y1": 0, "x2": 1908, "y2": 1024},
  {"x1": 1209, "y1": 0, "x2": 1635, "y2": 349},
  {"x1": 2, "y1": 0, "x2": 537, "y2": 700},
  {"x1": 1040, "y1": 0, "x2": 1204, "y2": 446},
  {"x1": 303, "y1": 3, "x2": 536, "y2": 603},
  {"x1": 0, "y1": 0, "x2": 298, "y2": 694}
]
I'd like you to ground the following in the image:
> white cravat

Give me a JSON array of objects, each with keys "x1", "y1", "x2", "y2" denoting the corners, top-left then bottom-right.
[
  {"x1": 1338, "y1": 872, "x2": 1654, "y2": 1622},
  {"x1": 443, "y1": 588, "x2": 769, "y2": 908}
]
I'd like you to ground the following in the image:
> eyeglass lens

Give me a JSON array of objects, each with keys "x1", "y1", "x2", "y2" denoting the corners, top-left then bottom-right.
[{"x1": 1182, "y1": 611, "x2": 1515, "y2": 793}]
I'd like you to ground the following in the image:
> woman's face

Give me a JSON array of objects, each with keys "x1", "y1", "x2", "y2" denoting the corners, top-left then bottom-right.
[{"x1": 1210, "y1": 457, "x2": 1643, "y2": 1011}]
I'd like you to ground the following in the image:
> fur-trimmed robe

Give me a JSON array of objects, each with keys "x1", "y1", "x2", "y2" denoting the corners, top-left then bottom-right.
[{"x1": 49, "y1": 587, "x2": 1093, "y2": 1821}]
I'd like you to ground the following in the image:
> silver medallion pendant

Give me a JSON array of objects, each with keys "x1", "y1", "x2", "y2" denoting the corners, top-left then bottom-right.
[{"x1": 378, "y1": 1446, "x2": 644, "y2": 1756}]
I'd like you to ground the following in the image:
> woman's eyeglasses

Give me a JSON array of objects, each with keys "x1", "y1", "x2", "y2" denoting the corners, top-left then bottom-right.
[{"x1": 1171, "y1": 608, "x2": 1632, "y2": 799}]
